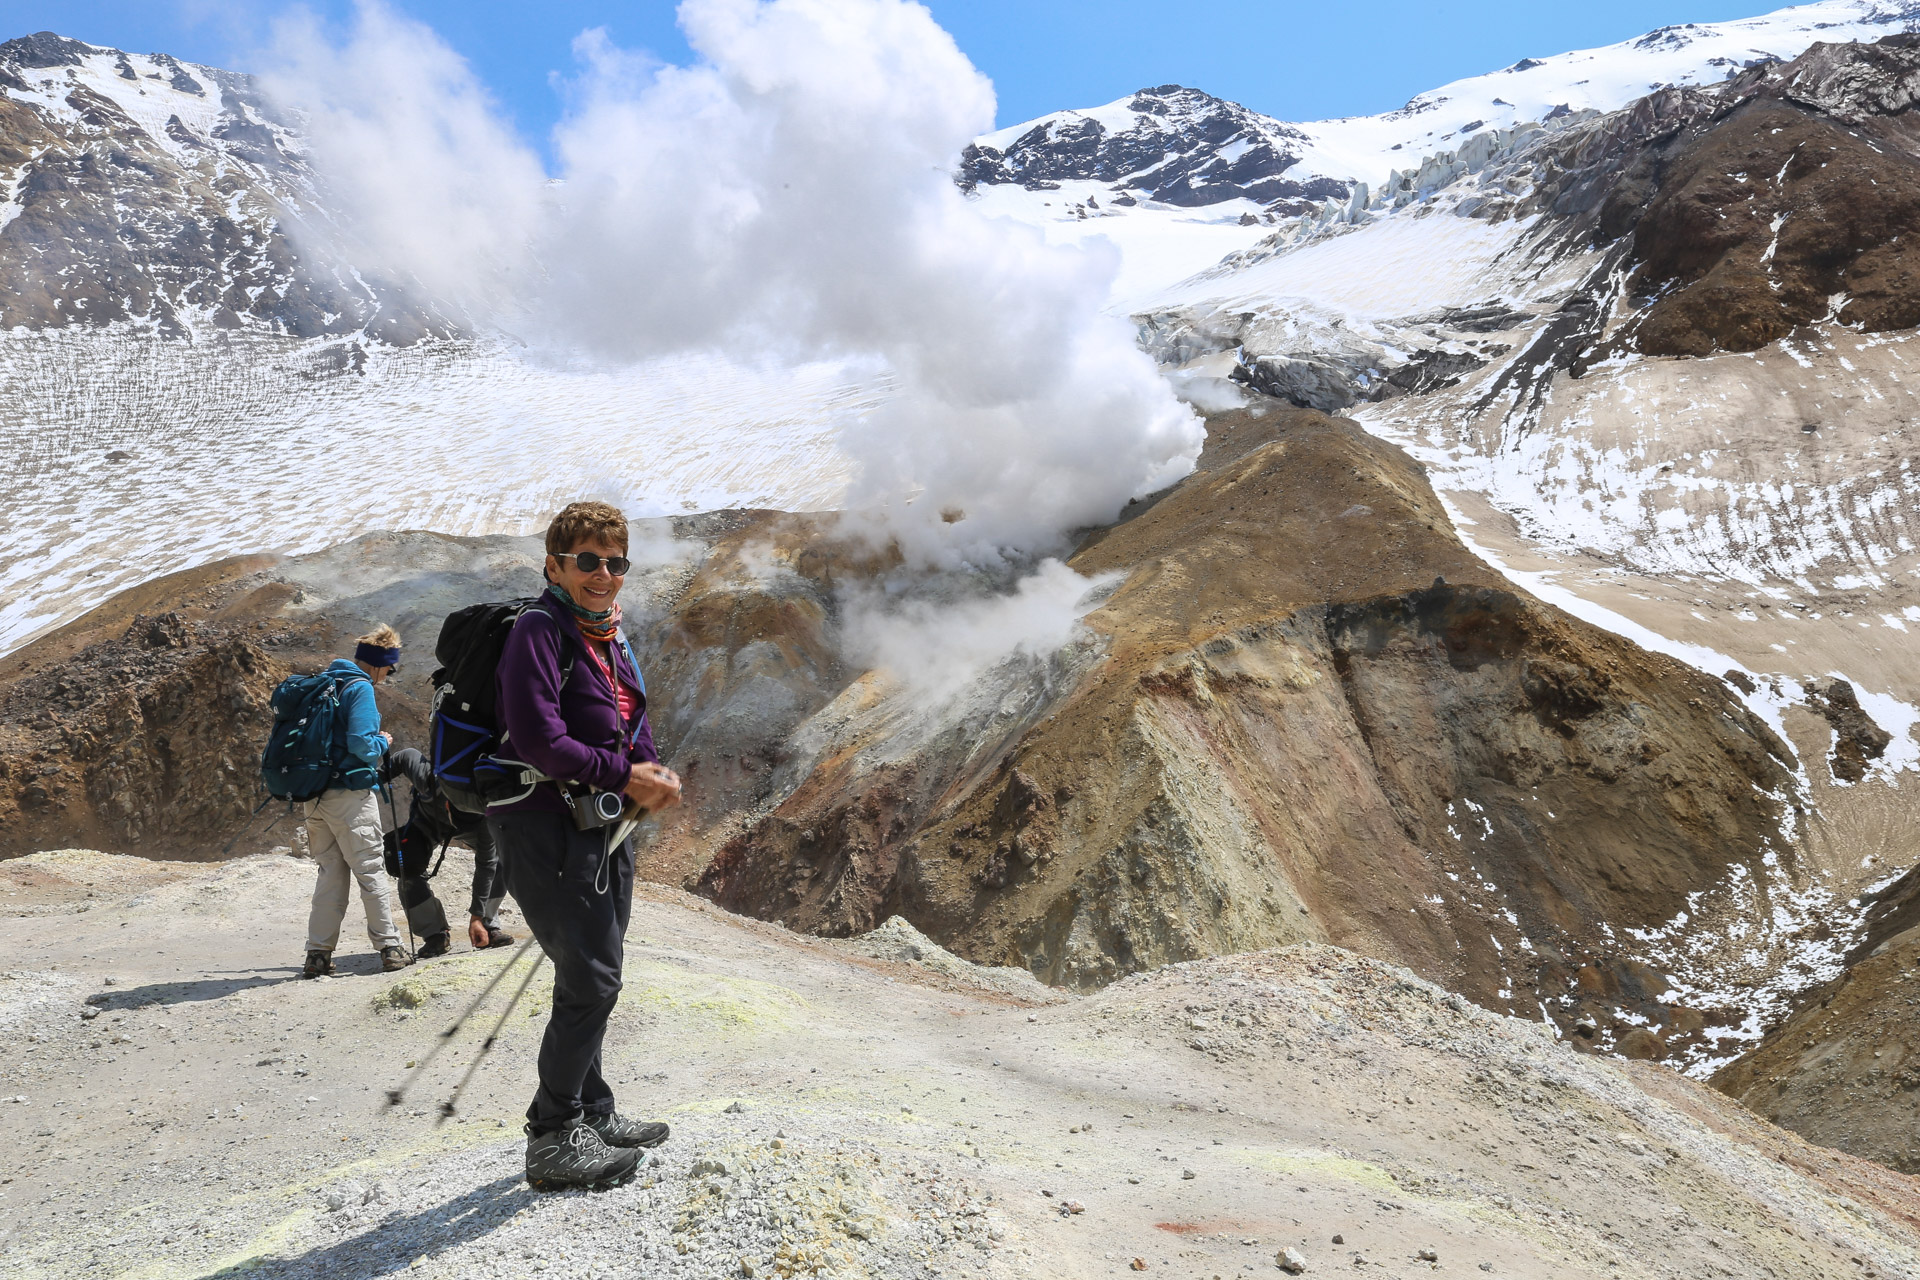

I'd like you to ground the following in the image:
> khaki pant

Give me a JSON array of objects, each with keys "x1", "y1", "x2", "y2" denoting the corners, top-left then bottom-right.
[{"x1": 304, "y1": 787, "x2": 401, "y2": 953}]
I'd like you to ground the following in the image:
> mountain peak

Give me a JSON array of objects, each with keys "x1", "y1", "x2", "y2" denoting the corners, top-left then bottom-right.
[{"x1": 0, "y1": 31, "x2": 94, "y2": 69}]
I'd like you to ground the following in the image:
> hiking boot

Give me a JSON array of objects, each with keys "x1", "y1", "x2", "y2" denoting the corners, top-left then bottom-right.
[
  {"x1": 482, "y1": 926, "x2": 516, "y2": 949},
  {"x1": 417, "y1": 932, "x2": 451, "y2": 960},
  {"x1": 380, "y1": 946, "x2": 414, "y2": 973},
  {"x1": 525, "y1": 1120, "x2": 645, "y2": 1192},
  {"x1": 584, "y1": 1111, "x2": 670, "y2": 1149},
  {"x1": 302, "y1": 950, "x2": 333, "y2": 979}
]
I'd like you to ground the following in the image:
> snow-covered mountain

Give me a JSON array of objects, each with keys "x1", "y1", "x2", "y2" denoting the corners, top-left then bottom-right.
[
  {"x1": 0, "y1": 31, "x2": 441, "y2": 341},
  {"x1": 968, "y1": 0, "x2": 1920, "y2": 305}
]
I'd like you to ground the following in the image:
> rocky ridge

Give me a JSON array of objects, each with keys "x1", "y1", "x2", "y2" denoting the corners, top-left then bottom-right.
[
  {"x1": 961, "y1": 85, "x2": 1349, "y2": 210},
  {"x1": 683, "y1": 403, "x2": 1816, "y2": 1073}
]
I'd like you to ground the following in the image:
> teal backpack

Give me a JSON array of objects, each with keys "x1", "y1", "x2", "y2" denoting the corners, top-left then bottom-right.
[{"x1": 260, "y1": 670, "x2": 372, "y2": 801}]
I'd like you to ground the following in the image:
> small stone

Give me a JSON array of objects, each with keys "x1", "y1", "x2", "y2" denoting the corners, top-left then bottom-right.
[
  {"x1": 1127, "y1": 1176, "x2": 1140, "y2": 1184},
  {"x1": 1182, "y1": 1169, "x2": 1196, "y2": 1180},
  {"x1": 80, "y1": 1008, "x2": 100, "y2": 1021},
  {"x1": 1331, "y1": 1234, "x2": 1344, "y2": 1245},
  {"x1": 1418, "y1": 1249, "x2": 1438, "y2": 1262},
  {"x1": 1277, "y1": 1246, "x2": 1307, "y2": 1274},
  {"x1": 1479, "y1": 1266, "x2": 1493, "y2": 1274},
  {"x1": 1130, "y1": 1261, "x2": 1147, "y2": 1272},
  {"x1": 724, "y1": 1100, "x2": 747, "y2": 1114},
  {"x1": 1066, "y1": 1200, "x2": 1085, "y2": 1214},
  {"x1": 770, "y1": 1137, "x2": 785, "y2": 1149}
]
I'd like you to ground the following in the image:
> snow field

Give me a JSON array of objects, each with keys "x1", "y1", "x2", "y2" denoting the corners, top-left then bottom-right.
[
  {"x1": 966, "y1": 181, "x2": 1273, "y2": 311},
  {"x1": 0, "y1": 330, "x2": 873, "y2": 655},
  {"x1": 1160, "y1": 206, "x2": 1544, "y2": 319}
]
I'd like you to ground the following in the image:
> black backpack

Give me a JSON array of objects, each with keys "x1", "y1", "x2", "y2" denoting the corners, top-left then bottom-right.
[
  {"x1": 261, "y1": 670, "x2": 371, "y2": 801},
  {"x1": 382, "y1": 777, "x2": 461, "y2": 879},
  {"x1": 428, "y1": 599, "x2": 572, "y2": 814}
]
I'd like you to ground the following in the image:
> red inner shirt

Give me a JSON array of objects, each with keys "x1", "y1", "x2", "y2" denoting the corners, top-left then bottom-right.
[{"x1": 586, "y1": 641, "x2": 639, "y2": 731}]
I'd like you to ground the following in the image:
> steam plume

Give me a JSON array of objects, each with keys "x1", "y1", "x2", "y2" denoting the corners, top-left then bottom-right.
[{"x1": 266, "y1": 0, "x2": 1202, "y2": 563}]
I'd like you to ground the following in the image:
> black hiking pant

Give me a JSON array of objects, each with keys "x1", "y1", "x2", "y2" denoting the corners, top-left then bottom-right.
[
  {"x1": 491, "y1": 809, "x2": 634, "y2": 1135},
  {"x1": 395, "y1": 820, "x2": 505, "y2": 939}
]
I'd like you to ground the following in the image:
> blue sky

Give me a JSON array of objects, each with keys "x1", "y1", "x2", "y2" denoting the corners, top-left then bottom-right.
[{"x1": 18, "y1": 0, "x2": 1770, "y2": 146}]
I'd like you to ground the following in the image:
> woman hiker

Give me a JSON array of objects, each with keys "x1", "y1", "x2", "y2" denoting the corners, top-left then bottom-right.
[
  {"x1": 491, "y1": 501, "x2": 683, "y2": 1191},
  {"x1": 301, "y1": 625, "x2": 414, "y2": 978}
]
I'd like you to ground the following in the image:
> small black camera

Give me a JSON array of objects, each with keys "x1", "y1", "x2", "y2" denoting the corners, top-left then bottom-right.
[{"x1": 566, "y1": 788, "x2": 626, "y2": 832}]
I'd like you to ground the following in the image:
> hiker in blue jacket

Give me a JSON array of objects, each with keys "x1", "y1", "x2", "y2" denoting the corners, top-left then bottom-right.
[{"x1": 301, "y1": 625, "x2": 414, "y2": 979}]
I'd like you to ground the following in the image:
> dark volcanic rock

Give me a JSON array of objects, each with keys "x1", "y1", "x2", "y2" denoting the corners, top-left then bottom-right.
[
  {"x1": 0, "y1": 32, "x2": 90, "y2": 69},
  {"x1": 1549, "y1": 35, "x2": 1920, "y2": 359},
  {"x1": 1805, "y1": 678, "x2": 1894, "y2": 783}
]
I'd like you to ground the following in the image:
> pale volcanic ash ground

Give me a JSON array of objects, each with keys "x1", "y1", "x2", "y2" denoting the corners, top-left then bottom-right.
[{"x1": 2, "y1": 848, "x2": 1917, "y2": 1280}]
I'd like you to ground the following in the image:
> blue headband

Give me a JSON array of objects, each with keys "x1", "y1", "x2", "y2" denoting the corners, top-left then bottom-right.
[{"x1": 354, "y1": 642, "x2": 401, "y2": 668}]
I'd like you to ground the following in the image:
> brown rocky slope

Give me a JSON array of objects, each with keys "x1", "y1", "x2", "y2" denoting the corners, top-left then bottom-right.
[
  {"x1": 690, "y1": 403, "x2": 1806, "y2": 1062},
  {"x1": 0, "y1": 405, "x2": 1820, "y2": 1067},
  {"x1": 1712, "y1": 862, "x2": 1920, "y2": 1174},
  {"x1": 1553, "y1": 33, "x2": 1920, "y2": 363}
]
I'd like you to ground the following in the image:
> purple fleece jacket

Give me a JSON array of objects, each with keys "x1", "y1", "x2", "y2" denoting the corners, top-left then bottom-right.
[{"x1": 491, "y1": 593, "x2": 658, "y2": 815}]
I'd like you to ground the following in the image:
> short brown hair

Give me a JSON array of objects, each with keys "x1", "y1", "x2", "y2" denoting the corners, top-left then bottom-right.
[{"x1": 545, "y1": 501, "x2": 629, "y2": 557}]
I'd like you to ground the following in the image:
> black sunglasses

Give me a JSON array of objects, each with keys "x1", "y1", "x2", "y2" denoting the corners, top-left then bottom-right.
[{"x1": 554, "y1": 551, "x2": 631, "y2": 576}]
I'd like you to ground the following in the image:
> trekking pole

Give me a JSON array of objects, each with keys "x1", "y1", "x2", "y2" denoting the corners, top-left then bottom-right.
[
  {"x1": 375, "y1": 778, "x2": 420, "y2": 960},
  {"x1": 384, "y1": 936, "x2": 538, "y2": 1109},
  {"x1": 436, "y1": 948, "x2": 547, "y2": 1125},
  {"x1": 607, "y1": 804, "x2": 650, "y2": 857}
]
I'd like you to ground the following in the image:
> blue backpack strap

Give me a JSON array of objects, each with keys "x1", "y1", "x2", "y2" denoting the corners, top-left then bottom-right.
[
  {"x1": 615, "y1": 632, "x2": 646, "y2": 699},
  {"x1": 615, "y1": 632, "x2": 647, "y2": 747},
  {"x1": 328, "y1": 669, "x2": 376, "y2": 787}
]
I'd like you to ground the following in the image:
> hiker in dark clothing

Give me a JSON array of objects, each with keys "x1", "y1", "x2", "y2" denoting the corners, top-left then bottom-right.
[
  {"x1": 491, "y1": 500, "x2": 682, "y2": 1192},
  {"x1": 380, "y1": 747, "x2": 515, "y2": 957}
]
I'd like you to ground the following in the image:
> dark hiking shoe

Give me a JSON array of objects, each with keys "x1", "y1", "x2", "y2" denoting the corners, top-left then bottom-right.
[
  {"x1": 584, "y1": 1111, "x2": 670, "y2": 1149},
  {"x1": 380, "y1": 946, "x2": 414, "y2": 973},
  {"x1": 417, "y1": 932, "x2": 451, "y2": 959},
  {"x1": 525, "y1": 1121, "x2": 644, "y2": 1192},
  {"x1": 302, "y1": 950, "x2": 333, "y2": 979},
  {"x1": 482, "y1": 926, "x2": 516, "y2": 949}
]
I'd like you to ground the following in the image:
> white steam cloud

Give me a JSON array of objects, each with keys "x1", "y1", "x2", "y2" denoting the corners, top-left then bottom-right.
[
  {"x1": 841, "y1": 559, "x2": 1117, "y2": 705},
  {"x1": 265, "y1": 0, "x2": 1201, "y2": 563}
]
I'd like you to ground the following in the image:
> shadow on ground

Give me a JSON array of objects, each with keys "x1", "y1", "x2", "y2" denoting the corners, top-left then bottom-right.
[
  {"x1": 204, "y1": 1173, "x2": 534, "y2": 1279},
  {"x1": 85, "y1": 968, "x2": 302, "y2": 1009}
]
